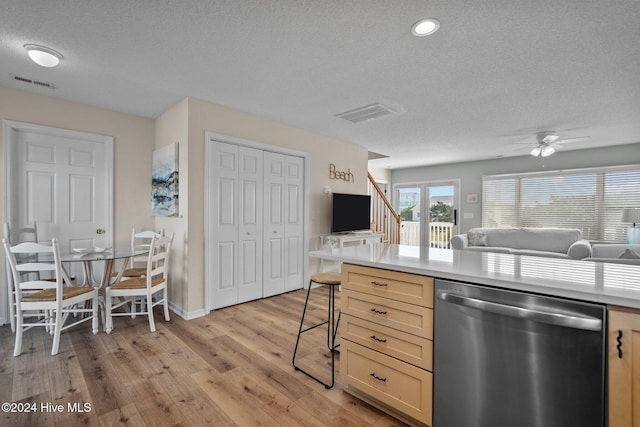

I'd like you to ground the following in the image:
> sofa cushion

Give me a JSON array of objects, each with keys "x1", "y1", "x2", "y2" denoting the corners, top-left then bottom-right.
[
  {"x1": 467, "y1": 230, "x2": 488, "y2": 246},
  {"x1": 510, "y1": 249, "x2": 570, "y2": 259},
  {"x1": 591, "y1": 244, "x2": 640, "y2": 258},
  {"x1": 468, "y1": 227, "x2": 582, "y2": 253},
  {"x1": 517, "y1": 228, "x2": 582, "y2": 253},
  {"x1": 465, "y1": 246, "x2": 512, "y2": 254},
  {"x1": 619, "y1": 248, "x2": 640, "y2": 259}
]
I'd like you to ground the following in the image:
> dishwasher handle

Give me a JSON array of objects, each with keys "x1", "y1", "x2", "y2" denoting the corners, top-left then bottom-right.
[{"x1": 438, "y1": 292, "x2": 602, "y2": 331}]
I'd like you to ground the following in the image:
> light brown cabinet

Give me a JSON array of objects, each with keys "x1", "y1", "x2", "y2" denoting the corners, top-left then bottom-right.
[
  {"x1": 341, "y1": 263, "x2": 434, "y2": 426},
  {"x1": 608, "y1": 306, "x2": 640, "y2": 427}
]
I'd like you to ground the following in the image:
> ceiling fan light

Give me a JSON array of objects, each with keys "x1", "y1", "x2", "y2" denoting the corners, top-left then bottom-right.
[
  {"x1": 530, "y1": 146, "x2": 542, "y2": 157},
  {"x1": 541, "y1": 145, "x2": 555, "y2": 157},
  {"x1": 24, "y1": 44, "x2": 62, "y2": 67}
]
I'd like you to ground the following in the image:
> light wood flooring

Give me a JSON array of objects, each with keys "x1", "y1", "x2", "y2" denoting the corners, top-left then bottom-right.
[{"x1": 1, "y1": 287, "x2": 407, "y2": 427}]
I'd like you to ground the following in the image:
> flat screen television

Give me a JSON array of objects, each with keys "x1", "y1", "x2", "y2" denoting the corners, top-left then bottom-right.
[{"x1": 331, "y1": 193, "x2": 371, "y2": 233}]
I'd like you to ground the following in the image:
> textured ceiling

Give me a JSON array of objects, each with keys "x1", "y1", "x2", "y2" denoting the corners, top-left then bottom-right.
[{"x1": 1, "y1": 0, "x2": 639, "y2": 169}]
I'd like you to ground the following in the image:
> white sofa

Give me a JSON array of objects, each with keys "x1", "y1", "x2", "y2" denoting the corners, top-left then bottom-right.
[
  {"x1": 450, "y1": 227, "x2": 593, "y2": 259},
  {"x1": 584, "y1": 244, "x2": 640, "y2": 265}
]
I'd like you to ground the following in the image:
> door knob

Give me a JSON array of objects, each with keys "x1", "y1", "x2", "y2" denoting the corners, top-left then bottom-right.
[{"x1": 96, "y1": 228, "x2": 105, "y2": 234}]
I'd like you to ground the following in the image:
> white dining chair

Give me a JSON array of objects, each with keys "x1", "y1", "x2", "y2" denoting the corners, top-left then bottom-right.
[
  {"x1": 3, "y1": 222, "x2": 39, "y2": 333},
  {"x1": 117, "y1": 228, "x2": 165, "y2": 279},
  {"x1": 3, "y1": 237, "x2": 99, "y2": 356},
  {"x1": 105, "y1": 233, "x2": 174, "y2": 334}
]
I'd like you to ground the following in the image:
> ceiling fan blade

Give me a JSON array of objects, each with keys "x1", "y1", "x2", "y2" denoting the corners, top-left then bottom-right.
[
  {"x1": 557, "y1": 136, "x2": 590, "y2": 144},
  {"x1": 542, "y1": 134, "x2": 560, "y2": 144}
]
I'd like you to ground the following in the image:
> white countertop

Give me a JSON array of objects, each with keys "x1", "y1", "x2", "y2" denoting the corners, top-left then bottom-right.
[{"x1": 310, "y1": 243, "x2": 640, "y2": 309}]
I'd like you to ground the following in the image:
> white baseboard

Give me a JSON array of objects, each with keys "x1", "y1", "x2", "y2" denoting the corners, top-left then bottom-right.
[{"x1": 168, "y1": 301, "x2": 207, "y2": 320}]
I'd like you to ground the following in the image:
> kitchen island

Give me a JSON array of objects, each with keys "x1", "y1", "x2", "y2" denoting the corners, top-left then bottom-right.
[
  {"x1": 309, "y1": 243, "x2": 640, "y2": 427},
  {"x1": 310, "y1": 243, "x2": 640, "y2": 309}
]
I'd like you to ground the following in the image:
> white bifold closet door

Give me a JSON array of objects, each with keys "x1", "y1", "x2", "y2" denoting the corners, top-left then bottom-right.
[
  {"x1": 210, "y1": 142, "x2": 263, "y2": 309},
  {"x1": 209, "y1": 141, "x2": 303, "y2": 310},
  {"x1": 263, "y1": 152, "x2": 304, "y2": 297}
]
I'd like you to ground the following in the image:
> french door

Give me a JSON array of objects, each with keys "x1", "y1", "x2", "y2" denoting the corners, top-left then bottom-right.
[{"x1": 395, "y1": 180, "x2": 459, "y2": 248}]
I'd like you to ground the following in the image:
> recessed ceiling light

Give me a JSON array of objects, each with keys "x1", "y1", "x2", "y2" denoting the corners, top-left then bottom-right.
[
  {"x1": 24, "y1": 44, "x2": 63, "y2": 67},
  {"x1": 411, "y1": 18, "x2": 440, "y2": 36}
]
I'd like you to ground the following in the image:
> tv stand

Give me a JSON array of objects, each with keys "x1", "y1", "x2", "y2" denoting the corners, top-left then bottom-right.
[
  {"x1": 321, "y1": 232, "x2": 384, "y2": 249},
  {"x1": 319, "y1": 232, "x2": 384, "y2": 271}
]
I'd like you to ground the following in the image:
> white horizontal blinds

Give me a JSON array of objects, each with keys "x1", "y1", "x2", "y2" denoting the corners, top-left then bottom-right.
[
  {"x1": 482, "y1": 178, "x2": 517, "y2": 227},
  {"x1": 482, "y1": 165, "x2": 640, "y2": 243},
  {"x1": 603, "y1": 170, "x2": 640, "y2": 241},
  {"x1": 520, "y1": 172, "x2": 598, "y2": 238}
]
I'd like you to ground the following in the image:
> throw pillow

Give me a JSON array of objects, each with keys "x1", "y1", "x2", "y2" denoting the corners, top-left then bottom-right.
[
  {"x1": 619, "y1": 249, "x2": 640, "y2": 259},
  {"x1": 468, "y1": 230, "x2": 488, "y2": 247}
]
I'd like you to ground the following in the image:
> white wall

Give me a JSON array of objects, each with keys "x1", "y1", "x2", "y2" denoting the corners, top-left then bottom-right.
[{"x1": 392, "y1": 143, "x2": 640, "y2": 232}]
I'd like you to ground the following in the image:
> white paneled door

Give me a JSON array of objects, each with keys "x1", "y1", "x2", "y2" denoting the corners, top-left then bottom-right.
[
  {"x1": 284, "y1": 155, "x2": 304, "y2": 292},
  {"x1": 207, "y1": 138, "x2": 305, "y2": 310},
  {"x1": 238, "y1": 146, "x2": 264, "y2": 303},
  {"x1": 263, "y1": 151, "x2": 285, "y2": 297},
  {"x1": 209, "y1": 142, "x2": 265, "y2": 309},
  {"x1": 263, "y1": 151, "x2": 304, "y2": 297},
  {"x1": 4, "y1": 121, "x2": 113, "y2": 284},
  {"x1": 210, "y1": 141, "x2": 239, "y2": 309}
]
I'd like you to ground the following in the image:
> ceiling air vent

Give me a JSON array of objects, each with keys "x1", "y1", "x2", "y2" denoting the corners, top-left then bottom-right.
[
  {"x1": 335, "y1": 102, "x2": 397, "y2": 123},
  {"x1": 11, "y1": 74, "x2": 56, "y2": 89}
]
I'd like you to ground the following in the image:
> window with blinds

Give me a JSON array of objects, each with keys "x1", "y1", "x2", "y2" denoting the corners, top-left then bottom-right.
[{"x1": 482, "y1": 165, "x2": 640, "y2": 242}]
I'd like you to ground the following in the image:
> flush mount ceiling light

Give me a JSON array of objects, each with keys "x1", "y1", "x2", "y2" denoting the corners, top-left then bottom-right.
[
  {"x1": 24, "y1": 44, "x2": 63, "y2": 67},
  {"x1": 411, "y1": 18, "x2": 440, "y2": 36}
]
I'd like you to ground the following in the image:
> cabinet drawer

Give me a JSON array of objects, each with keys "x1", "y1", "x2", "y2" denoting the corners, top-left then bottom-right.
[
  {"x1": 341, "y1": 264, "x2": 433, "y2": 307},
  {"x1": 342, "y1": 314, "x2": 432, "y2": 371},
  {"x1": 341, "y1": 340, "x2": 432, "y2": 426},
  {"x1": 342, "y1": 289, "x2": 433, "y2": 339}
]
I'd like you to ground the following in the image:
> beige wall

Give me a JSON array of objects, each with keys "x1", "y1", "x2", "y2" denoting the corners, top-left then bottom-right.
[
  {"x1": 0, "y1": 87, "x2": 157, "y2": 326},
  {"x1": 154, "y1": 98, "x2": 189, "y2": 313},
  {"x1": 158, "y1": 97, "x2": 368, "y2": 317},
  {"x1": 0, "y1": 87, "x2": 369, "y2": 322},
  {"x1": 0, "y1": 87, "x2": 157, "y2": 246}
]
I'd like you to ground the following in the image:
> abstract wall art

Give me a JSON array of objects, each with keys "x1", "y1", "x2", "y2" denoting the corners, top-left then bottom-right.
[{"x1": 151, "y1": 142, "x2": 179, "y2": 217}]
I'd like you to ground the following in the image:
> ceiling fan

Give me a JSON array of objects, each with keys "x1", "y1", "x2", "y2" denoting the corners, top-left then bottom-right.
[{"x1": 527, "y1": 131, "x2": 590, "y2": 157}]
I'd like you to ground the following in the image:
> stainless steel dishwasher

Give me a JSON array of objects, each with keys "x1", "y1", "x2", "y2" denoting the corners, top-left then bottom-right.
[{"x1": 433, "y1": 279, "x2": 606, "y2": 427}]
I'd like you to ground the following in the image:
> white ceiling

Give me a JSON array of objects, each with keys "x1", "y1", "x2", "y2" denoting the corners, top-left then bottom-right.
[{"x1": 1, "y1": 0, "x2": 639, "y2": 169}]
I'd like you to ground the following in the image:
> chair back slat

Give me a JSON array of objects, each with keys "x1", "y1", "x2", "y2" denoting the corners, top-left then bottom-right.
[
  {"x1": 129, "y1": 228, "x2": 165, "y2": 266},
  {"x1": 146, "y1": 234, "x2": 173, "y2": 284},
  {"x1": 3, "y1": 237, "x2": 63, "y2": 301},
  {"x1": 16, "y1": 262, "x2": 57, "y2": 272}
]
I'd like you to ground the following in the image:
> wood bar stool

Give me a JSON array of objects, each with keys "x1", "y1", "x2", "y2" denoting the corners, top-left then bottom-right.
[{"x1": 292, "y1": 271, "x2": 342, "y2": 389}]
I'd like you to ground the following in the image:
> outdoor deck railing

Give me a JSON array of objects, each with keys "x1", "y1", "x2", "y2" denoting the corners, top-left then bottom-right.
[{"x1": 400, "y1": 221, "x2": 454, "y2": 248}]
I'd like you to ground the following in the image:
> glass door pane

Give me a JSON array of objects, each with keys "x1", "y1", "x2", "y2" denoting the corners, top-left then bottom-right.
[
  {"x1": 397, "y1": 187, "x2": 421, "y2": 246},
  {"x1": 427, "y1": 184, "x2": 457, "y2": 248}
]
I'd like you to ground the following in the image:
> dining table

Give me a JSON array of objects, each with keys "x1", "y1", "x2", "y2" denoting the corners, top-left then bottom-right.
[
  {"x1": 58, "y1": 247, "x2": 150, "y2": 289},
  {"x1": 55, "y1": 247, "x2": 150, "y2": 331}
]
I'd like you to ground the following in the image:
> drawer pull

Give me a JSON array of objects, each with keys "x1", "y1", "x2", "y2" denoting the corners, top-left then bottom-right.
[
  {"x1": 370, "y1": 308, "x2": 387, "y2": 315},
  {"x1": 370, "y1": 335, "x2": 387, "y2": 343},
  {"x1": 371, "y1": 281, "x2": 388, "y2": 287},
  {"x1": 370, "y1": 373, "x2": 387, "y2": 382}
]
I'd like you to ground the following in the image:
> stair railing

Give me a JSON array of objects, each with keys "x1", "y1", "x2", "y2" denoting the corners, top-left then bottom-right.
[{"x1": 368, "y1": 173, "x2": 401, "y2": 244}]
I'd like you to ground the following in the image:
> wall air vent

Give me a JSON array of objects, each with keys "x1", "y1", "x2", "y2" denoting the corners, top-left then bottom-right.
[
  {"x1": 11, "y1": 74, "x2": 56, "y2": 89},
  {"x1": 335, "y1": 102, "x2": 397, "y2": 123}
]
